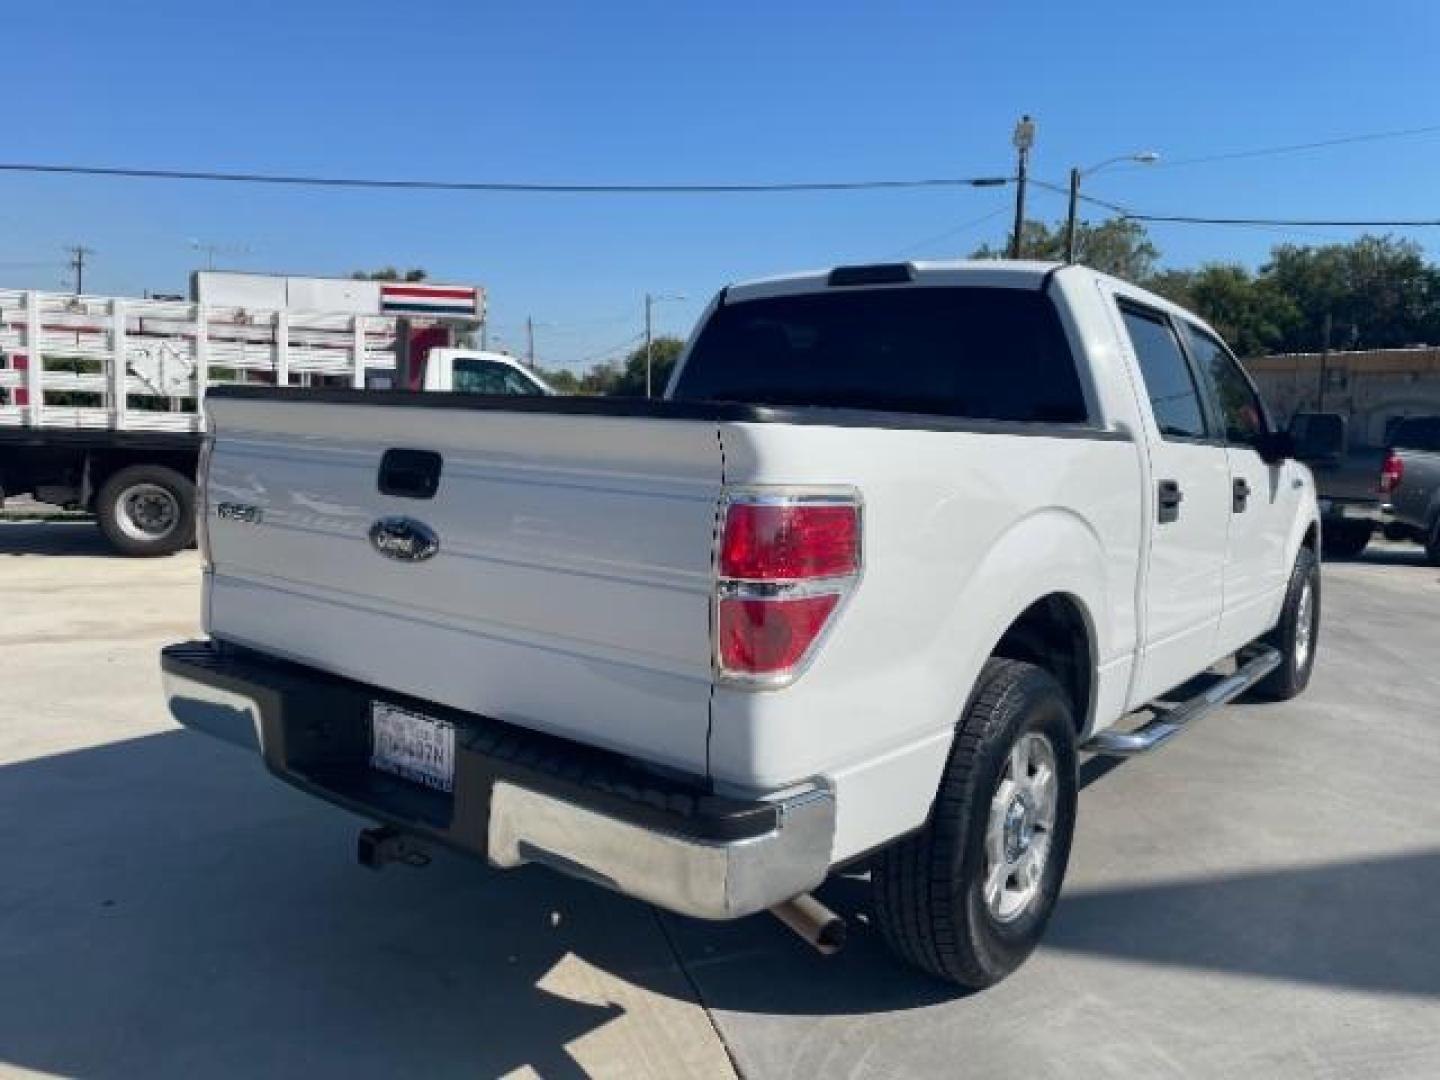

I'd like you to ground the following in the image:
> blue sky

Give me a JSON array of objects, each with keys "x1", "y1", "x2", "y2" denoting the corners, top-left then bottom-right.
[{"x1": 6, "y1": 0, "x2": 1440, "y2": 369}]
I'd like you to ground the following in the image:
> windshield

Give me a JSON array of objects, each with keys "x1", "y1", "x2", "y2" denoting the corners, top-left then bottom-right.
[{"x1": 671, "y1": 286, "x2": 1087, "y2": 423}]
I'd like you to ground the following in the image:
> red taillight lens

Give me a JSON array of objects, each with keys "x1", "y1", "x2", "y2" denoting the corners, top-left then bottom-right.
[
  {"x1": 718, "y1": 594, "x2": 841, "y2": 675},
  {"x1": 715, "y1": 494, "x2": 860, "y2": 683},
  {"x1": 1380, "y1": 452, "x2": 1404, "y2": 495},
  {"x1": 720, "y1": 503, "x2": 859, "y2": 580}
]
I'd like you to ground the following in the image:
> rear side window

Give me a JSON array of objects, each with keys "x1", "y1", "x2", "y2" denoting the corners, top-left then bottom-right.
[
  {"x1": 671, "y1": 287, "x2": 1088, "y2": 423},
  {"x1": 1119, "y1": 305, "x2": 1208, "y2": 440}
]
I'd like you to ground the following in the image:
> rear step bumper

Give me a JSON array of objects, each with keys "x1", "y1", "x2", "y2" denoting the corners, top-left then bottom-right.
[
  {"x1": 160, "y1": 640, "x2": 834, "y2": 920},
  {"x1": 1085, "y1": 646, "x2": 1282, "y2": 757}
]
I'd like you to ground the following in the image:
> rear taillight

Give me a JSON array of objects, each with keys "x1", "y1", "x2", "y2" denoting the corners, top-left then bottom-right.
[
  {"x1": 715, "y1": 491, "x2": 861, "y2": 685},
  {"x1": 1380, "y1": 451, "x2": 1404, "y2": 495}
]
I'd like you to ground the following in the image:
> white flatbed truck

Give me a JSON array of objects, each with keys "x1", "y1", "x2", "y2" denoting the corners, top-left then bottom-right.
[{"x1": 0, "y1": 283, "x2": 548, "y2": 555}]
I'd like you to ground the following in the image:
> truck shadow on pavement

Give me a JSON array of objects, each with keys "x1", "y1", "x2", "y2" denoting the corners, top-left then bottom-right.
[
  {"x1": 2, "y1": 729, "x2": 1437, "y2": 1078},
  {"x1": 1337, "y1": 545, "x2": 1434, "y2": 567},
  {"x1": 0, "y1": 520, "x2": 108, "y2": 557}
]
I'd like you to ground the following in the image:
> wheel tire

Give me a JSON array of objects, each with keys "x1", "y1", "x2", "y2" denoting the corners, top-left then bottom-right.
[
  {"x1": 872, "y1": 658, "x2": 1078, "y2": 989},
  {"x1": 96, "y1": 465, "x2": 195, "y2": 557},
  {"x1": 1426, "y1": 520, "x2": 1440, "y2": 567},
  {"x1": 1253, "y1": 545, "x2": 1320, "y2": 701},
  {"x1": 1320, "y1": 521, "x2": 1372, "y2": 560}
]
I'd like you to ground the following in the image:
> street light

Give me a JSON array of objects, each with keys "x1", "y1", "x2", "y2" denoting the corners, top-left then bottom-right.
[
  {"x1": 645, "y1": 293, "x2": 686, "y2": 398},
  {"x1": 1064, "y1": 151, "x2": 1160, "y2": 263}
]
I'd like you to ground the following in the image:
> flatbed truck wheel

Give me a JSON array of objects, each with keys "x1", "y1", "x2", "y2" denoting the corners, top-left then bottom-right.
[{"x1": 96, "y1": 465, "x2": 196, "y2": 557}]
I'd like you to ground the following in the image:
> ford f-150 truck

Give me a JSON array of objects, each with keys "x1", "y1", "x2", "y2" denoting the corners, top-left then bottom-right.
[{"x1": 161, "y1": 260, "x2": 1321, "y2": 989}]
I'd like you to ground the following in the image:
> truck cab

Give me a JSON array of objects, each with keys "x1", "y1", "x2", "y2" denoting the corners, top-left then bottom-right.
[{"x1": 419, "y1": 349, "x2": 554, "y2": 396}]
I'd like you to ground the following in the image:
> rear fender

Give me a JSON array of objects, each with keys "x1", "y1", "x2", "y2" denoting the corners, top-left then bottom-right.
[{"x1": 942, "y1": 507, "x2": 1111, "y2": 736}]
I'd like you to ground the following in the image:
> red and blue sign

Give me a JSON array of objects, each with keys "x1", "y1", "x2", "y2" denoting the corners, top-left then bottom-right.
[{"x1": 379, "y1": 284, "x2": 481, "y2": 319}]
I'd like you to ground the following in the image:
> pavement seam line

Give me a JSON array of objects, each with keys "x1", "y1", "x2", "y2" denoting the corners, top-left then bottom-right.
[{"x1": 649, "y1": 904, "x2": 747, "y2": 1080}]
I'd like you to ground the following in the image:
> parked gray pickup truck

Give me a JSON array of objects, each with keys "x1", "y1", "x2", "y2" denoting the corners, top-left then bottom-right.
[
  {"x1": 1381, "y1": 415, "x2": 1440, "y2": 564},
  {"x1": 1288, "y1": 412, "x2": 1384, "y2": 559}
]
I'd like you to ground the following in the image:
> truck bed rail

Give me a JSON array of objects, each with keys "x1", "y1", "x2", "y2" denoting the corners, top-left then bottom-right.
[{"x1": 0, "y1": 287, "x2": 401, "y2": 434}]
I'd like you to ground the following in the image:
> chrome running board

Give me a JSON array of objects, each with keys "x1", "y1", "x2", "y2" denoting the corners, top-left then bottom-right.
[{"x1": 1085, "y1": 646, "x2": 1282, "y2": 758}]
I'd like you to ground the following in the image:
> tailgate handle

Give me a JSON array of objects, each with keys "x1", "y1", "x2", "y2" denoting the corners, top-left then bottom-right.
[{"x1": 378, "y1": 448, "x2": 443, "y2": 500}]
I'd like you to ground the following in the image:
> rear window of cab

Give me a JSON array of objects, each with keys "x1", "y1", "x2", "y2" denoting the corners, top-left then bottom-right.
[{"x1": 671, "y1": 286, "x2": 1088, "y2": 424}]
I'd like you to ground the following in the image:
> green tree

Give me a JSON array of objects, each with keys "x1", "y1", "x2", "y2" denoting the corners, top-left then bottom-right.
[
  {"x1": 535, "y1": 365, "x2": 582, "y2": 394},
  {"x1": 972, "y1": 218, "x2": 1160, "y2": 282},
  {"x1": 605, "y1": 337, "x2": 687, "y2": 398},
  {"x1": 350, "y1": 267, "x2": 428, "y2": 282},
  {"x1": 1147, "y1": 264, "x2": 1298, "y2": 357},
  {"x1": 1260, "y1": 235, "x2": 1440, "y2": 352}
]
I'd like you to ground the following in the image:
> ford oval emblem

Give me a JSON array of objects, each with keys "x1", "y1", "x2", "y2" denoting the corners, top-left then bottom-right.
[{"x1": 368, "y1": 516, "x2": 440, "y2": 562}]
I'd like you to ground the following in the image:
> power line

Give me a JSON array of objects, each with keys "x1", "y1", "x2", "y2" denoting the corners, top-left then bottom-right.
[
  {"x1": 0, "y1": 161, "x2": 1012, "y2": 195},
  {"x1": 1031, "y1": 178, "x2": 1440, "y2": 230},
  {"x1": 1123, "y1": 213, "x2": 1440, "y2": 227},
  {"x1": 888, "y1": 204, "x2": 1011, "y2": 257},
  {"x1": 1030, "y1": 178, "x2": 1133, "y2": 216},
  {"x1": 574, "y1": 331, "x2": 644, "y2": 367},
  {"x1": 1144, "y1": 123, "x2": 1440, "y2": 169}
]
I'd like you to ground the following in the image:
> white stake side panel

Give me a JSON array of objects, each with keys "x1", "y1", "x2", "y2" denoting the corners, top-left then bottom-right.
[{"x1": 0, "y1": 288, "x2": 400, "y2": 434}]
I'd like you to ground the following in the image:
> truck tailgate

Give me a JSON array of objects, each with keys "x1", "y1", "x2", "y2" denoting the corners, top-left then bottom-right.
[{"x1": 202, "y1": 393, "x2": 723, "y2": 775}]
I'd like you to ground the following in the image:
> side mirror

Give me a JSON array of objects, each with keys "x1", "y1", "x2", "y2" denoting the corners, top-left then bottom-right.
[
  {"x1": 1257, "y1": 429, "x2": 1297, "y2": 466},
  {"x1": 1288, "y1": 412, "x2": 1346, "y2": 465}
]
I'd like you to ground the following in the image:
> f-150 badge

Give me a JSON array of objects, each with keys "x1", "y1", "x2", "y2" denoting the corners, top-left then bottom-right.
[{"x1": 369, "y1": 516, "x2": 440, "y2": 562}]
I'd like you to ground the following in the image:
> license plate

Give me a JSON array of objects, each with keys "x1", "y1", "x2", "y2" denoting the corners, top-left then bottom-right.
[{"x1": 371, "y1": 702, "x2": 456, "y2": 793}]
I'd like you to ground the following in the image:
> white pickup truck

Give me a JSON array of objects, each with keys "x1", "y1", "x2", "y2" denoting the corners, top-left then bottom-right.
[{"x1": 162, "y1": 260, "x2": 1321, "y2": 989}]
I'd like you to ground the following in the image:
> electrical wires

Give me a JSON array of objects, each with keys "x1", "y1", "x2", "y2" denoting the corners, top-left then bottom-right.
[{"x1": 0, "y1": 161, "x2": 1010, "y2": 195}]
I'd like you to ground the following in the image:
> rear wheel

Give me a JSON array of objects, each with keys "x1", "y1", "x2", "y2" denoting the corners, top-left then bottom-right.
[
  {"x1": 96, "y1": 465, "x2": 195, "y2": 557},
  {"x1": 1254, "y1": 546, "x2": 1320, "y2": 700},
  {"x1": 872, "y1": 658, "x2": 1078, "y2": 989},
  {"x1": 1426, "y1": 519, "x2": 1440, "y2": 567},
  {"x1": 1321, "y1": 521, "x2": 1372, "y2": 560}
]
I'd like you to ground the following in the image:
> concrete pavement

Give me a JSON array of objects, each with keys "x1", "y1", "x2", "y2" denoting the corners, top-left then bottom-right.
[
  {"x1": 2, "y1": 520, "x2": 1438, "y2": 1078},
  {"x1": 0, "y1": 522, "x2": 736, "y2": 1080}
]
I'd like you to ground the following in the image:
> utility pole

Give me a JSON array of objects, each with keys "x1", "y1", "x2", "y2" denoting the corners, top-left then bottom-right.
[
  {"x1": 644, "y1": 293, "x2": 687, "y2": 399},
  {"x1": 1064, "y1": 167, "x2": 1082, "y2": 263},
  {"x1": 1009, "y1": 116, "x2": 1035, "y2": 259},
  {"x1": 526, "y1": 316, "x2": 536, "y2": 369},
  {"x1": 480, "y1": 319, "x2": 488, "y2": 351},
  {"x1": 1317, "y1": 311, "x2": 1333, "y2": 411},
  {"x1": 65, "y1": 245, "x2": 94, "y2": 294}
]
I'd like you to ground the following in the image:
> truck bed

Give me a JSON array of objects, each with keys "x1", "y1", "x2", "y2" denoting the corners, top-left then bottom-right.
[{"x1": 203, "y1": 385, "x2": 1142, "y2": 806}]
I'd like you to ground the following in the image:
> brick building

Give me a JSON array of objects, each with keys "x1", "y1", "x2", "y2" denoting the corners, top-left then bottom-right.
[{"x1": 1245, "y1": 348, "x2": 1440, "y2": 449}]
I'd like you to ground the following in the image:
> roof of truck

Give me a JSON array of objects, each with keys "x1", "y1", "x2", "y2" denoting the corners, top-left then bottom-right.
[
  {"x1": 724, "y1": 258, "x2": 1210, "y2": 328},
  {"x1": 724, "y1": 259, "x2": 1072, "y2": 303}
]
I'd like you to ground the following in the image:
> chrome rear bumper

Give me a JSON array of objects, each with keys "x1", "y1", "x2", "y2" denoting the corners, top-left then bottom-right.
[
  {"x1": 161, "y1": 641, "x2": 835, "y2": 921},
  {"x1": 487, "y1": 781, "x2": 834, "y2": 919}
]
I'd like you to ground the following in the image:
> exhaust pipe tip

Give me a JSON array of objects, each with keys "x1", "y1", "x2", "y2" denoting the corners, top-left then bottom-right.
[{"x1": 770, "y1": 893, "x2": 847, "y2": 955}]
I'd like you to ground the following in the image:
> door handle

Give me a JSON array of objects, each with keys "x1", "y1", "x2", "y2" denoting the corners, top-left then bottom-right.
[
  {"x1": 1233, "y1": 477, "x2": 1251, "y2": 513},
  {"x1": 1157, "y1": 479, "x2": 1184, "y2": 524}
]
